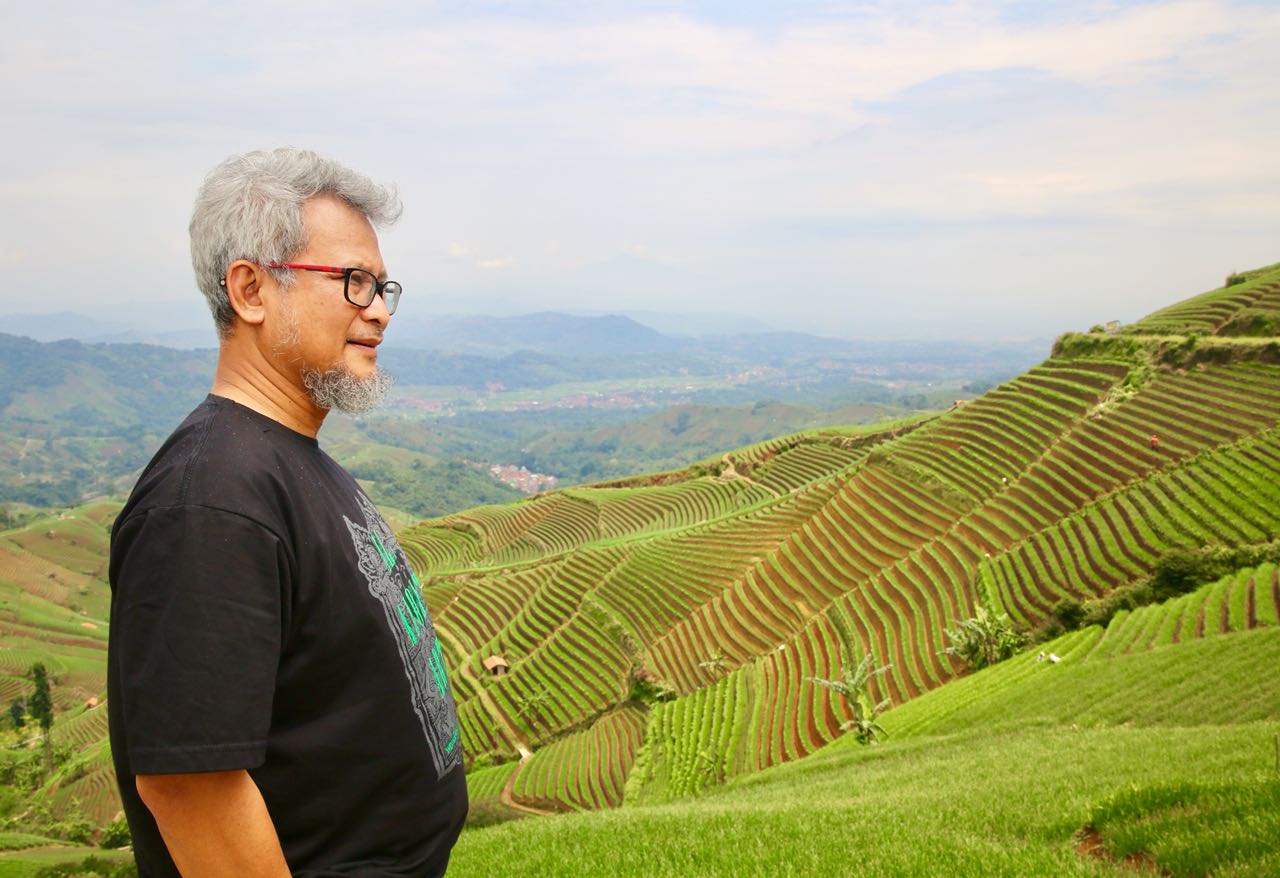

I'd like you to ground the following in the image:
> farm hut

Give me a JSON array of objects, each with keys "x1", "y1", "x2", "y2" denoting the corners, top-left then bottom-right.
[{"x1": 482, "y1": 655, "x2": 510, "y2": 676}]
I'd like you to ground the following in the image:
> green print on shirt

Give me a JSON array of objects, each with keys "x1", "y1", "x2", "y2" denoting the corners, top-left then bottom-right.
[
  {"x1": 371, "y1": 529, "x2": 396, "y2": 571},
  {"x1": 396, "y1": 576, "x2": 430, "y2": 647}
]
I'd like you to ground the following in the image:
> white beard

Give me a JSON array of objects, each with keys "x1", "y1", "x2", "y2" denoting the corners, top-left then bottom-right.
[
  {"x1": 276, "y1": 287, "x2": 393, "y2": 414},
  {"x1": 302, "y1": 366, "x2": 394, "y2": 414}
]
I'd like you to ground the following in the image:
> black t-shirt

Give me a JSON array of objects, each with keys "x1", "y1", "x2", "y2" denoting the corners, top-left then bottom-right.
[{"x1": 108, "y1": 395, "x2": 467, "y2": 877}]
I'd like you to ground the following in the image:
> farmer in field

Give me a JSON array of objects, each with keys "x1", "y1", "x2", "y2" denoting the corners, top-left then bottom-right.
[{"x1": 107, "y1": 148, "x2": 467, "y2": 876}]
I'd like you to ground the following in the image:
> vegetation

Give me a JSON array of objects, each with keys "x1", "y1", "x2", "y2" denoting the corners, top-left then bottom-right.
[
  {"x1": 807, "y1": 653, "x2": 892, "y2": 744},
  {"x1": 26, "y1": 667, "x2": 52, "y2": 776},
  {"x1": 399, "y1": 262, "x2": 1280, "y2": 829},
  {"x1": 1149, "y1": 540, "x2": 1280, "y2": 602},
  {"x1": 450, "y1": 624, "x2": 1280, "y2": 877},
  {"x1": 0, "y1": 329, "x2": 1018, "y2": 511},
  {"x1": 1086, "y1": 779, "x2": 1280, "y2": 877},
  {"x1": 345, "y1": 457, "x2": 524, "y2": 520},
  {"x1": 1, "y1": 264, "x2": 1280, "y2": 872},
  {"x1": 941, "y1": 605, "x2": 1026, "y2": 670}
]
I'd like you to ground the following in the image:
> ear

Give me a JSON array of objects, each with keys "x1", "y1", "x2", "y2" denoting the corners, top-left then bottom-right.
[{"x1": 224, "y1": 260, "x2": 270, "y2": 327}]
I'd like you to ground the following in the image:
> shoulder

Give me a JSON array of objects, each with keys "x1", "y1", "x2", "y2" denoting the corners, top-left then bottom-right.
[{"x1": 118, "y1": 397, "x2": 336, "y2": 536}]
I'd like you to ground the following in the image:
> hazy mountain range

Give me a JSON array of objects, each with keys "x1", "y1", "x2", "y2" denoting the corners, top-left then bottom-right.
[{"x1": 0, "y1": 307, "x2": 1049, "y2": 360}]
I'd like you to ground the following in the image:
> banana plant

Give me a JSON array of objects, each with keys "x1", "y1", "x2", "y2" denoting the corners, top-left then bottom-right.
[{"x1": 808, "y1": 653, "x2": 893, "y2": 745}]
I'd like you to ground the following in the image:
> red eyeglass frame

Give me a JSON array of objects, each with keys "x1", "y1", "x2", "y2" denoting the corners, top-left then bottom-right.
[{"x1": 252, "y1": 262, "x2": 401, "y2": 314}]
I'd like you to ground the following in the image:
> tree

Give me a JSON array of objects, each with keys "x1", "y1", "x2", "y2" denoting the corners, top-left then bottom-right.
[
  {"x1": 941, "y1": 604, "x2": 1026, "y2": 670},
  {"x1": 808, "y1": 653, "x2": 893, "y2": 745},
  {"x1": 29, "y1": 663, "x2": 54, "y2": 773},
  {"x1": 8, "y1": 699, "x2": 24, "y2": 730}
]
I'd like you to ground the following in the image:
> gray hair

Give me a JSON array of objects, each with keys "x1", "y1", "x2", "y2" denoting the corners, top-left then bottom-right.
[{"x1": 190, "y1": 147, "x2": 402, "y2": 338}]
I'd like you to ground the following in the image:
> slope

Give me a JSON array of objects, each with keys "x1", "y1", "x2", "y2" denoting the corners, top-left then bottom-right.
[
  {"x1": 393, "y1": 262, "x2": 1280, "y2": 816},
  {"x1": 451, "y1": 606, "x2": 1280, "y2": 877}
]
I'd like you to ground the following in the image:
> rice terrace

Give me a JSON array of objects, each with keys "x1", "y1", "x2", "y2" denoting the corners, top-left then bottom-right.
[{"x1": 1, "y1": 265, "x2": 1280, "y2": 875}]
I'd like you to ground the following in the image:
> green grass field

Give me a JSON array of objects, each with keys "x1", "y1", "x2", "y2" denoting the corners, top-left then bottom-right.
[{"x1": 452, "y1": 626, "x2": 1280, "y2": 877}]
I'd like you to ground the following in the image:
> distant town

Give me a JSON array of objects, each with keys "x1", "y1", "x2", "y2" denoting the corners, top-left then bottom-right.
[{"x1": 489, "y1": 464, "x2": 559, "y2": 494}]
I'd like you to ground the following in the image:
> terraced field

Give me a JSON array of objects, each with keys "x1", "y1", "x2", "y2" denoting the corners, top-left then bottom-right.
[
  {"x1": 0, "y1": 505, "x2": 119, "y2": 851},
  {"x1": 402, "y1": 264, "x2": 1280, "y2": 817},
  {"x1": 451, "y1": 622, "x2": 1280, "y2": 877},
  {"x1": 6, "y1": 266, "x2": 1280, "y2": 872}
]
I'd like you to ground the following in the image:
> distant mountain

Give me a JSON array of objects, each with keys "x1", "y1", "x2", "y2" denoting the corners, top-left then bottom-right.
[
  {"x1": 612, "y1": 309, "x2": 774, "y2": 337},
  {"x1": 0, "y1": 311, "x2": 130, "y2": 343},
  {"x1": 1, "y1": 307, "x2": 1047, "y2": 371},
  {"x1": 391, "y1": 311, "x2": 682, "y2": 356},
  {"x1": 0, "y1": 301, "x2": 218, "y2": 348}
]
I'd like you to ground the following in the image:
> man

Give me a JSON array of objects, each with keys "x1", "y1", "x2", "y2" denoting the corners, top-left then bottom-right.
[{"x1": 108, "y1": 148, "x2": 467, "y2": 877}]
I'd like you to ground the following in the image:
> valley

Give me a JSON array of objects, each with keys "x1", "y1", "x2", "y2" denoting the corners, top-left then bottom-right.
[{"x1": 0, "y1": 266, "x2": 1277, "y2": 874}]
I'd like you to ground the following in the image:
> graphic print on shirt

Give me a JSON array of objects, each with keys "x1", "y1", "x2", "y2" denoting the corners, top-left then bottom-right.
[{"x1": 344, "y1": 492, "x2": 462, "y2": 777}]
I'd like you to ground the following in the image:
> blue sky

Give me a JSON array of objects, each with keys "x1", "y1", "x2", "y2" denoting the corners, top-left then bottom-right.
[{"x1": 2, "y1": 0, "x2": 1277, "y2": 339}]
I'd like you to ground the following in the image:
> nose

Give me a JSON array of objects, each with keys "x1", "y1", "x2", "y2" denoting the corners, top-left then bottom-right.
[{"x1": 361, "y1": 289, "x2": 392, "y2": 328}]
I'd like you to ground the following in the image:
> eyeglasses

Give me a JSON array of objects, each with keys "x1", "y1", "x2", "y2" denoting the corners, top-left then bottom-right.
[{"x1": 259, "y1": 262, "x2": 402, "y2": 315}]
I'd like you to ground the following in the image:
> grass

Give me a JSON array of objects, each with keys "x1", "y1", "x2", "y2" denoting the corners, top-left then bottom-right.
[
  {"x1": 453, "y1": 722, "x2": 1280, "y2": 877},
  {"x1": 0, "y1": 848, "x2": 134, "y2": 878},
  {"x1": 453, "y1": 627, "x2": 1280, "y2": 877},
  {"x1": 1088, "y1": 779, "x2": 1280, "y2": 877}
]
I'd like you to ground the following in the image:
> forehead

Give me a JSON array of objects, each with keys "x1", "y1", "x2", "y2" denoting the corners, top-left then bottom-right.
[{"x1": 299, "y1": 195, "x2": 382, "y2": 262}]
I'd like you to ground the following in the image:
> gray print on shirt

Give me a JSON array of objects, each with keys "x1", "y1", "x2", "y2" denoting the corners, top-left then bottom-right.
[{"x1": 344, "y1": 492, "x2": 462, "y2": 777}]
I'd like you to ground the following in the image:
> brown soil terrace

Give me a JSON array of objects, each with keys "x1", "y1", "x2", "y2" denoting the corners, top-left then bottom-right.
[{"x1": 1075, "y1": 827, "x2": 1169, "y2": 876}]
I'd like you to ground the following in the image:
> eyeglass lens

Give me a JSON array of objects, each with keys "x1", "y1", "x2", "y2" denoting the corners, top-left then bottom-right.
[{"x1": 345, "y1": 269, "x2": 401, "y2": 315}]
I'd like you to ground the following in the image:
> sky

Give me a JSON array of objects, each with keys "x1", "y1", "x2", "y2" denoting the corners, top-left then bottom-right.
[{"x1": 2, "y1": 0, "x2": 1278, "y2": 340}]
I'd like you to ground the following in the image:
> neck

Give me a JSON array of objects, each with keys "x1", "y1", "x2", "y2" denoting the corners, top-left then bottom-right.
[{"x1": 210, "y1": 335, "x2": 327, "y2": 438}]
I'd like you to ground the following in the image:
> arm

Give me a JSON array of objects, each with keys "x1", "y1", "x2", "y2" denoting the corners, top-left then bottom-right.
[{"x1": 136, "y1": 769, "x2": 292, "y2": 878}]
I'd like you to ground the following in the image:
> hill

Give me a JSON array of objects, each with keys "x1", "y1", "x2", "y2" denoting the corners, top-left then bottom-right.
[
  {"x1": 452, "y1": 602, "x2": 1280, "y2": 876},
  {"x1": 0, "y1": 502, "x2": 138, "y2": 873},
  {"x1": 512, "y1": 400, "x2": 899, "y2": 483},
  {"x1": 390, "y1": 263, "x2": 1280, "y2": 856},
  {"x1": 1, "y1": 265, "x2": 1278, "y2": 873},
  {"x1": 0, "y1": 326, "x2": 1023, "y2": 511}
]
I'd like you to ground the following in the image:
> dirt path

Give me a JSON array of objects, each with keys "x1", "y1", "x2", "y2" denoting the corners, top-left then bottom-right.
[{"x1": 498, "y1": 760, "x2": 558, "y2": 817}]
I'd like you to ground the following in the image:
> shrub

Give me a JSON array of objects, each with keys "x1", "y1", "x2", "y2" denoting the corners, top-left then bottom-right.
[
  {"x1": 627, "y1": 668, "x2": 674, "y2": 704},
  {"x1": 98, "y1": 815, "x2": 131, "y2": 850},
  {"x1": 941, "y1": 604, "x2": 1026, "y2": 670},
  {"x1": 1052, "y1": 598, "x2": 1085, "y2": 631},
  {"x1": 35, "y1": 856, "x2": 137, "y2": 877},
  {"x1": 1081, "y1": 582, "x2": 1153, "y2": 629},
  {"x1": 1150, "y1": 541, "x2": 1280, "y2": 603},
  {"x1": 1150, "y1": 548, "x2": 1211, "y2": 602}
]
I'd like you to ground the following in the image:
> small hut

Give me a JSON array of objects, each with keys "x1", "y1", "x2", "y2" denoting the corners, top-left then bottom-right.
[{"x1": 482, "y1": 655, "x2": 510, "y2": 677}]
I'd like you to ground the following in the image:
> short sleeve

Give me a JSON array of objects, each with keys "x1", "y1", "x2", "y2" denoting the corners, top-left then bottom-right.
[{"x1": 111, "y1": 505, "x2": 289, "y2": 774}]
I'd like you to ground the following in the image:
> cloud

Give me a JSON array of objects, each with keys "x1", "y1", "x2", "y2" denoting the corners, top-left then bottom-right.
[{"x1": 1, "y1": 1, "x2": 1277, "y2": 337}]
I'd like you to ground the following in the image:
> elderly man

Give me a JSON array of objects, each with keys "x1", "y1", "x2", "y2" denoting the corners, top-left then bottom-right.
[{"x1": 108, "y1": 148, "x2": 467, "y2": 877}]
